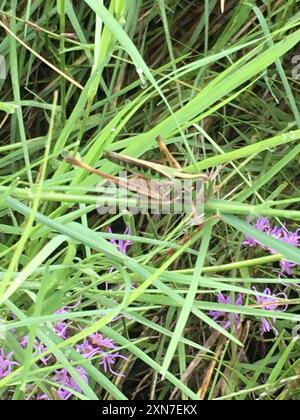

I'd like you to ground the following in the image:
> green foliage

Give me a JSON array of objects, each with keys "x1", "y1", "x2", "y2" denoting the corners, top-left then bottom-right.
[{"x1": 0, "y1": 0, "x2": 300, "y2": 401}]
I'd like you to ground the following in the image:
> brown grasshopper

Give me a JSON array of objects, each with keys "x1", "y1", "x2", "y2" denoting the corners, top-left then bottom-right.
[{"x1": 65, "y1": 136, "x2": 209, "y2": 223}]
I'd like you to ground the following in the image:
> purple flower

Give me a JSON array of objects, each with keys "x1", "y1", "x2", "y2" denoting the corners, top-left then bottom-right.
[
  {"x1": 20, "y1": 335, "x2": 30, "y2": 348},
  {"x1": 53, "y1": 309, "x2": 71, "y2": 339},
  {"x1": 243, "y1": 218, "x2": 270, "y2": 247},
  {"x1": 36, "y1": 394, "x2": 50, "y2": 400},
  {"x1": 267, "y1": 226, "x2": 287, "y2": 256},
  {"x1": 20, "y1": 336, "x2": 51, "y2": 365},
  {"x1": 53, "y1": 367, "x2": 88, "y2": 400},
  {"x1": 75, "y1": 338, "x2": 101, "y2": 359},
  {"x1": 107, "y1": 227, "x2": 132, "y2": 276},
  {"x1": 256, "y1": 218, "x2": 270, "y2": 232},
  {"x1": 269, "y1": 228, "x2": 300, "y2": 275},
  {"x1": 90, "y1": 333, "x2": 117, "y2": 350},
  {"x1": 74, "y1": 331, "x2": 127, "y2": 378},
  {"x1": 0, "y1": 349, "x2": 18, "y2": 378},
  {"x1": 282, "y1": 229, "x2": 300, "y2": 247},
  {"x1": 100, "y1": 352, "x2": 128, "y2": 377},
  {"x1": 53, "y1": 302, "x2": 81, "y2": 339},
  {"x1": 243, "y1": 219, "x2": 300, "y2": 276},
  {"x1": 53, "y1": 320, "x2": 70, "y2": 339},
  {"x1": 278, "y1": 230, "x2": 300, "y2": 276},
  {"x1": 243, "y1": 235, "x2": 258, "y2": 247},
  {"x1": 55, "y1": 307, "x2": 68, "y2": 316},
  {"x1": 108, "y1": 227, "x2": 132, "y2": 255},
  {"x1": 20, "y1": 304, "x2": 80, "y2": 367},
  {"x1": 253, "y1": 287, "x2": 288, "y2": 335},
  {"x1": 279, "y1": 260, "x2": 297, "y2": 276},
  {"x1": 75, "y1": 334, "x2": 118, "y2": 358},
  {"x1": 209, "y1": 293, "x2": 243, "y2": 330},
  {"x1": 75, "y1": 334, "x2": 127, "y2": 377},
  {"x1": 269, "y1": 226, "x2": 285, "y2": 242}
]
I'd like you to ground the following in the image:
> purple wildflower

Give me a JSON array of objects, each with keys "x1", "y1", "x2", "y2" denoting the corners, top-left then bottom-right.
[
  {"x1": 278, "y1": 230, "x2": 300, "y2": 276},
  {"x1": 253, "y1": 287, "x2": 288, "y2": 335},
  {"x1": 20, "y1": 336, "x2": 50, "y2": 365},
  {"x1": 53, "y1": 301, "x2": 81, "y2": 339},
  {"x1": 20, "y1": 304, "x2": 79, "y2": 358},
  {"x1": 268, "y1": 227, "x2": 300, "y2": 275},
  {"x1": 90, "y1": 333, "x2": 117, "y2": 350},
  {"x1": 108, "y1": 227, "x2": 132, "y2": 255},
  {"x1": 53, "y1": 367, "x2": 88, "y2": 400},
  {"x1": 243, "y1": 218, "x2": 270, "y2": 247},
  {"x1": 107, "y1": 227, "x2": 132, "y2": 276},
  {"x1": 53, "y1": 320, "x2": 69, "y2": 339},
  {"x1": 269, "y1": 226, "x2": 285, "y2": 242},
  {"x1": 36, "y1": 394, "x2": 50, "y2": 400},
  {"x1": 243, "y1": 234, "x2": 258, "y2": 248},
  {"x1": 243, "y1": 219, "x2": 300, "y2": 276},
  {"x1": 75, "y1": 338, "x2": 101, "y2": 359},
  {"x1": 256, "y1": 218, "x2": 270, "y2": 232},
  {"x1": 279, "y1": 260, "x2": 297, "y2": 276},
  {"x1": 20, "y1": 335, "x2": 30, "y2": 348},
  {"x1": 0, "y1": 349, "x2": 18, "y2": 378},
  {"x1": 53, "y1": 308, "x2": 71, "y2": 339},
  {"x1": 100, "y1": 352, "x2": 128, "y2": 377},
  {"x1": 282, "y1": 229, "x2": 300, "y2": 247},
  {"x1": 75, "y1": 333, "x2": 127, "y2": 377},
  {"x1": 209, "y1": 293, "x2": 243, "y2": 330}
]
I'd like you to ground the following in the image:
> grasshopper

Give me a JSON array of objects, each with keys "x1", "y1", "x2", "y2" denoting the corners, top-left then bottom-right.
[
  {"x1": 103, "y1": 152, "x2": 209, "y2": 181},
  {"x1": 65, "y1": 136, "x2": 209, "y2": 222}
]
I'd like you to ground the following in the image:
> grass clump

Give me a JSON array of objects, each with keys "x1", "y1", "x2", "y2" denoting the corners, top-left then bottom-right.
[{"x1": 0, "y1": 0, "x2": 300, "y2": 400}]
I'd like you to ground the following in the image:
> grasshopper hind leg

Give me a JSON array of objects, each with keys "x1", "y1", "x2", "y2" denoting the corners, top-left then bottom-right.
[{"x1": 156, "y1": 136, "x2": 182, "y2": 170}]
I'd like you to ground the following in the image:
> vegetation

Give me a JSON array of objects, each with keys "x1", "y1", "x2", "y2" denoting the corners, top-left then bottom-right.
[{"x1": 1, "y1": 0, "x2": 300, "y2": 400}]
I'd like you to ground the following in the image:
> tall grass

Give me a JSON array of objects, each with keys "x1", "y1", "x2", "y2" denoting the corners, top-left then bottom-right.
[{"x1": 0, "y1": 0, "x2": 300, "y2": 400}]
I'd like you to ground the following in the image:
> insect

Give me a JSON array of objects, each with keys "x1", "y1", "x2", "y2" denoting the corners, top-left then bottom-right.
[
  {"x1": 104, "y1": 151, "x2": 209, "y2": 181},
  {"x1": 65, "y1": 136, "x2": 209, "y2": 222},
  {"x1": 102, "y1": 136, "x2": 209, "y2": 181},
  {"x1": 64, "y1": 154, "x2": 164, "y2": 201}
]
